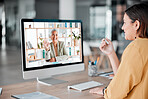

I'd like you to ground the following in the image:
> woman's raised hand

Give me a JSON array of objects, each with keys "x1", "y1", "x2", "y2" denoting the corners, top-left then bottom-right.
[
  {"x1": 99, "y1": 38, "x2": 114, "y2": 55},
  {"x1": 43, "y1": 39, "x2": 50, "y2": 51}
]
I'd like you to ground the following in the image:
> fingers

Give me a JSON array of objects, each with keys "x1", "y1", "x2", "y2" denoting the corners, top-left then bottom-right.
[
  {"x1": 105, "y1": 38, "x2": 111, "y2": 43},
  {"x1": 45, "y1": 46, "x2": 49, "y2": 51},
  {"x1": 100, "y1": 38, "x2": 111, "y2": 47},
  {"x1": 89, "y1": 88, "x2": 103, "y2": 95},
  {"x1": 100, "y1": 38, "x2": 108, "y2": 50},
  {"x1": 102, "y1": 38, "x2": 108, "y2": 45},
  {"x1": 89, "y1": 88, "x2": 99, "y2": 94}
]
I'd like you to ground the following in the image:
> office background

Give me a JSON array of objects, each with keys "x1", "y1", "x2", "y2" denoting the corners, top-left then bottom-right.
[{"x1": 0, "y1": 0, "x2": 147, "y2": 85}]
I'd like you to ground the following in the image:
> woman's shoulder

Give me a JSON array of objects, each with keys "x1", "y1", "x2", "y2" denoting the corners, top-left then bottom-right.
[
  {"x1": 58, "y1": 41, "x2": 65, "y2": 47},
  {"x1": 121, "y1": 41, "x2": 139, "y2": 60},
  {"x1": 124, "y1": 38, "x2": 148, "y2": 54},
  {"x1": 130, "y1": 38, "x2": 148, "y2": 48},
  {"x1": 121, "y1": 38, "x2": 148, "y2": 67},
  {"x1": 50, "y1": 41, "x2": 53, "y2": 44}
]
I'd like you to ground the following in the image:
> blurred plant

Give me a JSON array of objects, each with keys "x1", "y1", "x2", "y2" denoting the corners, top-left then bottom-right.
[
  {"x1": 38, "y1": 38, "x2": 44, "y2": 49},
  {"x1": 69, "y1": 31, "x2": 81, "y2": 40},
  {"x1": 77, "y1": 50, "x2": 80, "y2": 55}
]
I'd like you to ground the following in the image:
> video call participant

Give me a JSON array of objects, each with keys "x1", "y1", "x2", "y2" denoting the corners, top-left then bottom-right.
[
  {"x1": 90, "y1": 2, "x2": 148, "y2": 99},
  {"x1": 44, "y1": 29, "x2": 68, "y2": 62}
]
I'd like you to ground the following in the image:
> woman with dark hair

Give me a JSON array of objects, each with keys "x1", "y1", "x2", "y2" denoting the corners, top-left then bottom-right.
[{"x1": 90, "y1": 2, "x2": 148, "y2": 99}]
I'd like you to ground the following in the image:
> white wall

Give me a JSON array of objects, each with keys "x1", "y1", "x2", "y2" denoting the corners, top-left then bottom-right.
[{"x1": 59, "y1": 0, "x2": 76, "y2": 20}]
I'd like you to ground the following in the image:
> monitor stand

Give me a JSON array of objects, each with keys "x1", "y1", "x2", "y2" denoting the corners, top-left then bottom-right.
[{"x1": 37, "y1": 78, "x2": 68, "y2": 85}]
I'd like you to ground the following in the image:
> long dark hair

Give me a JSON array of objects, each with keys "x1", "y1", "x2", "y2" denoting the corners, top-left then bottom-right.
[{"x1": 125, "y1": 2, "x2": 148, "y2": 38}]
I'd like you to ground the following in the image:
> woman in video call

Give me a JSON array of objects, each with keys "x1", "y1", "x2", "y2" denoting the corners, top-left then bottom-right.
[
  {"x1": 44, "y1": 29, "x2": 68, "y2": 62},
  {"x1": 90, "y1": 2, "x2": 148, "y2": 99}
]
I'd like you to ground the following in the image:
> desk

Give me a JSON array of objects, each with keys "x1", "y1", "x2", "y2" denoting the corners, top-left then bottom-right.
[{"x1": 0, "y1": 71, "x2": 111, "y2": 99}]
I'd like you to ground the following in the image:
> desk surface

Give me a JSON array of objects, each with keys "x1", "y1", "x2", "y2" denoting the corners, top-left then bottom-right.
[{"x1": 0, "y1": 71, "x2": 111, "y2": 99}]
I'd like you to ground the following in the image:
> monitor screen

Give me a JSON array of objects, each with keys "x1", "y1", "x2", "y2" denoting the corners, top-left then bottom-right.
[{"x1": 21, "y1": 19, "x2": 84, "y2": 79}]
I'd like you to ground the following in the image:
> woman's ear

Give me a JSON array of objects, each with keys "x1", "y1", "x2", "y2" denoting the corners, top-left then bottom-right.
[{"x1": 134, "y1": 20, "x2": 140, "y2": 31}]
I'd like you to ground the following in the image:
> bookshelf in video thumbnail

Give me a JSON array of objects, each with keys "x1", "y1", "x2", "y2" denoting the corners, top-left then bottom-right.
[{"x1": 24, "y1": 22, "x2": 82, "y2": 64}]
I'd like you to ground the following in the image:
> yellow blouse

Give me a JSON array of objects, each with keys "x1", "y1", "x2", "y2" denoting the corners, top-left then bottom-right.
[{"x1": 104, "y1": 38, "x2": 148, "y2": 99}]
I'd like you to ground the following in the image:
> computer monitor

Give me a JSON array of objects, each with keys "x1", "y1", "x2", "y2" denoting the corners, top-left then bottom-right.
[{"x1": 21, "y1": 19, "x2": 84, "y2": 84}]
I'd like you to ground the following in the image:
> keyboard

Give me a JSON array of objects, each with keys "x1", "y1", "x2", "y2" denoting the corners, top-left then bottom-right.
[
  {"x1": 68, "y1": 81, "x2": 103, "y2": 91},
  {"x1": 11, "y1": 91, "x2": 59, "y2": 99}
]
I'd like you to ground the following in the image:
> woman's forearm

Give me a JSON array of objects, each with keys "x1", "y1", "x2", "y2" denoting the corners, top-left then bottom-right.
[{"x1": 108, "y1": 51, "x2": 120, "y2": 75}]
